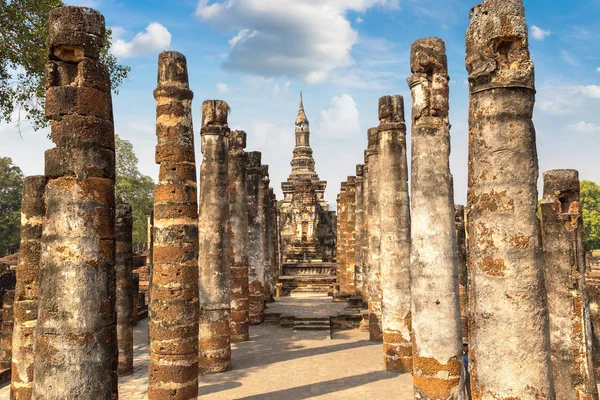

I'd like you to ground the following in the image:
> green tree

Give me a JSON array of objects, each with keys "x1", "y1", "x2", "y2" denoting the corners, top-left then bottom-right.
[
  {"x1": 115, "y1": 135, "x2": 154, "y2": 251},
  {"x1": 0, "y1": 0, "x2": 130, "y2": 130},
  {"x1": 0, "y1": 157, "x2": 24, "y2": 255},
  {"x1": 581, "y1": 180, "x2": 600, "y2": 252}
]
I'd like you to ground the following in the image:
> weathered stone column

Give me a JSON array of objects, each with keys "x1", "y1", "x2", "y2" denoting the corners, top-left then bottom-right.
[
  {"x1": 366, "y1": 127, "x2": 382, "y2": 341},
  {"x1": 336, "y1": 182, "x2": 348, "y2": 293},
  {"x1": 408, "y1": 39, "x2": 464, "y2": 398},
  {"x1": 11, "y1": 176, "x2": 45, "y2": 399},
  {"x1": 228, "y1": 130, "x2": 250, "y2": 343},
  {"x1": 34, "y1": 7, "x2": 117, "y2": 399},
  {"x1": 116, "y1": 200, "x2": 134, "y2": 376},
  {"x1": 149, "y1": 51, "x2": 199, "y2": 399},
  {"x1": 0, "y1": 290, "x2": 14, "y2": 371},
  {"x1": 361, "y1": 152, "x2": 370, "y2": 303},
  {"x1": 198, "y1": 100, "x2": 231, "y2": 374},
  {"x1": 132, "y1": 272, "x2": 140, "y2": 326},
  {"x1": 378, "y1": 95, "x2": 412, "y2": 373},
  {"x1": 269, "y1": 189, "x2": 280, "y2": 293},
  {"x1": 345, "y1": 177, "x2": 357, "y2": 295},
  {"x1": 454, "y1": 205, "x2": 469, "y2": 343},
  {"x1": 466, "y1": 1, "x2": 554, "y2": 396},
  {"x1": 541, "y1": 170, "x2": 598, "y2": 399},
  {"x1": 354, "y1": 165, "x2": 366, "y2": 299},
  {"x1": 247, "y1": 152, "x2": 265, "y2": 324},
  {"x1": 261, "y1": 166, "x2": 273, "y2": 301}
]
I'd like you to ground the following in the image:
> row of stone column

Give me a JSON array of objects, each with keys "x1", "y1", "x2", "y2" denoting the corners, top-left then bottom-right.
[
  {"x1": 335, "y1": 0, "x2": 599, "y2": 398},
  {"x1": 148, "y1": 51, "x2": 280, "y2": 398}
]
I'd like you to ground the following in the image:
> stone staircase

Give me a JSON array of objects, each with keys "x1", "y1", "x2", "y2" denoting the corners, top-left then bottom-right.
[{"x1": 293, "y1": 317, "x2": 332, "y2": 338}]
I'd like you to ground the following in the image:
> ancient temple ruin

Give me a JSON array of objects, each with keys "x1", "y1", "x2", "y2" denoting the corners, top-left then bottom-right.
[{"x1": 278, "y1": 94, "x2": 337, "y2": 295}]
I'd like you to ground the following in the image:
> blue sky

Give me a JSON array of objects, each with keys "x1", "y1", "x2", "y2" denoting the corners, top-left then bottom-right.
[{"x1": 2, "y1": 0, "x2": 600, "y2": 206}]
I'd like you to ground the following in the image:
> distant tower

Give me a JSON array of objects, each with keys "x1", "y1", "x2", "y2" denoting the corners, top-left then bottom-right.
[{"x1": 279, "y1": 92, "x2": 336, "y2": 265}]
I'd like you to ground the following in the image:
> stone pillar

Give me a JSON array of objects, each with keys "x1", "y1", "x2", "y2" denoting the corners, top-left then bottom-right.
[
  {"x1": 354, "y1": 165, "x2": 366, "y2": 300},
  {"x1": 261, "y1": 166, "x2": 273, "y2": 302},
  {"x1": 115, "y1": 200, "x2": 134, "y2": 376},
  {"x1": 366, "y1": 127, "x2": 382, "y2": 342},
  {"x1": 408, "y1": 39, "x2": 464, "y2": 398},
  {"x1": 34, "y1": 7, "x2": 117, "y2": 399},
  {"x1": 247, "y1": 152, "x2": 265, "y2": 324},
  {"x1": 149, "y1": 51, "x2": 199, "y2": 399},
  {"x1": 455, "y1": 205, "x2": 468, "y2": 343},
  {"x1": 337, "y1": 182, "x2": 348, "y2": 294},
  {"x1": 541, "y1": 170, "x2": 598, "y2": 399},
  {"x1": 132, "y1": 272, "x2": 140, "y2": 326},
  {"x1": 345, "y1": 177, "x2": 357, "y2": 295},
  {"x1": 198, "y1": 99, "x2": 231, "y2": 374},
  {"x1": 0, "y1": 290, "x2": 14, "y2": 371},
  {"x1": 466, "y1": 1, "x2": 554, "y2": 396},
  {"x1": 361, "y1": 153, "x2": 370, "y2": 303},
  {"x1": 378, "y1": 95, "x2": 412, "y2": 373},
  {"x1": 147, "y1": 214, "x2": 153, "y2": 266},
  {"x1": 11, "y1": 176, "x2": 45, "y2": 399},
  {"x1": 228, "y1": 130, "x2": 250, "y2": 343},
  {"x1": 270, "y1": 189, "x2": 280, "y2": 293}
]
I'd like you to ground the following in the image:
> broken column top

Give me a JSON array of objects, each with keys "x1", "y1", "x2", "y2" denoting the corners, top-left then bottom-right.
[
  {"x1": 261, "y1": 165, "x2": 269, "y2": 177},
  {"x1": 347, "y1": 176, "x2": 356, "y2": 186},
  {"x1": 410, "y1": 37, "x2": 447, "y2": 74},
  {"x1": 201, "y1": 100, "x2": 230, "y2": 128},
  {"x1": 466, "y1": 0, "x2": 534, "y2": 90},
  {"x1": 378, "y1": 95, "x2": 405, "y2": 123},
  {"x1": 157, "y1": 51, "x2": 190, "y2": 88},
  {"x1": 247, "y1": 152, "x2": 262, "y2": 169},
  {"x1": 543, "y1": 169, "x2": 580, "y2": 200},
  {"x1": 229, "y1": 130, "x2": 247, "y2": 151},
  {"x1": 367, "y1": 127, "x2": 379, "y2": 153},
  {"x1": 356, "y1": 164, "x2": 364, "y2": 177},
  {"x1": 48, "y1": 6, "x2": 105, "y2": 62}
]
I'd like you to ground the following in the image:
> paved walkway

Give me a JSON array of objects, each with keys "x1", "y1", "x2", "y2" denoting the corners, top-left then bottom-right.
[{"x1": 0, "y1": 295, "x2": 413, "y2": 399}]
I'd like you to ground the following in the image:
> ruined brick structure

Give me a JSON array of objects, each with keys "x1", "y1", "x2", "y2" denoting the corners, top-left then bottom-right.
[
  {"x1": 149, "y1": 51, "x2": 199, "y2": 399},
  {"x1": 279, "y1": 94, "x2": 336, "y2": 265},
  {"x1": 11, "y1": 176, "x2": 45, "y2": 399},
  {"x1": 115, "y1": 200, "x2": 134, "y2": 376},
  {"x1": 198, "y1": 100, "x2": 231, "y2": 373},
  {"x1": 409, "y1": 38, "x2": 464, "y2": 398},
  {"x1": 541, "y1": 170, "x2": 597, "y2": 398},
  {"x1": 378, "y1": 95, "x2": 412, "y2": 373},
  {"x1": 466, "y1": 0, "x2": 554, "y2": 396},
  {"x1": 34, "y1": 6, "x2": 118, "y2": 398},
  {"x1": 228, "y1": 130, "x2": 250, "y2": 343},
  {"x1": 366, "y1": 127, "x2": 383, "y2": 342},
  {"x1": 344, "y1": 177, "x2": 357, "y2": 295}
]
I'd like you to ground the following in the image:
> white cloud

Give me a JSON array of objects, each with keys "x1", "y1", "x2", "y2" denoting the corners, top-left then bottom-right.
[
  {"x1": 356, "y1": 17, "x2": 364, "y2": 24},
  {"x1": 568, "y1": 121, "x2": 600, "y2": 134},
  {"x1": 111, "y1": 23, "x2": 172, "y2": 58},
  {"x1": 530, "y1": 25, "x2": 551, "y2": 41},
  {"x1": 318, "y1": 94, "x2": 361, "y2": 139},
  {"x1": 597, "y1": 67, "x2": 600, "y2": 73},
  {"x1": 195, "y1": 0, "x2": 398, "y2": 83},
  {"x1": 580, "y1": 85, "x2": 600, "y2": 99},
  {"x1": 217, "y1": 83, "x2": 229, "y2": 94},
  {"x1": 560, "y1": 50, "x2": 580, "y2": 67}
]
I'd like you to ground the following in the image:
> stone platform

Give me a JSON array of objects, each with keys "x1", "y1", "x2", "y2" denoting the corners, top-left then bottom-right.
[{"x1": 278, "y1": 263, "x2": 337, "y2": 296}]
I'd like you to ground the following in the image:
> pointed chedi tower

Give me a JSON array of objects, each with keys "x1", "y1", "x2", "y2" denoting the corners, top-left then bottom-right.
[{"x1": 278, "y1": 92, "x2": 337, "y2": 294}]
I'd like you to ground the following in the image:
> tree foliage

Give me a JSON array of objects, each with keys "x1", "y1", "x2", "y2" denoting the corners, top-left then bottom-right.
[
  {"x1": 115, "y1": 135, "x2": 154, "y2": 250},
  {"x1": 0, "y1": 0, "x2": 130, "y2": 130},
  {"x1": 0, "y1": 157, "x2": 23, "y2": 255},
  {"x1": 581, "y1": 180, "x2": 600, "y2": 252}
]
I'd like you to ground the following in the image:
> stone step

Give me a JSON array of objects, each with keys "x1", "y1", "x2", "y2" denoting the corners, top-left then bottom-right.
[
  {"x1": 293, "y1": 325, "x2": 331, "y2": 331},
  {"x1": 294, "y1": 320, "x2": 329, "y2": 326}
]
